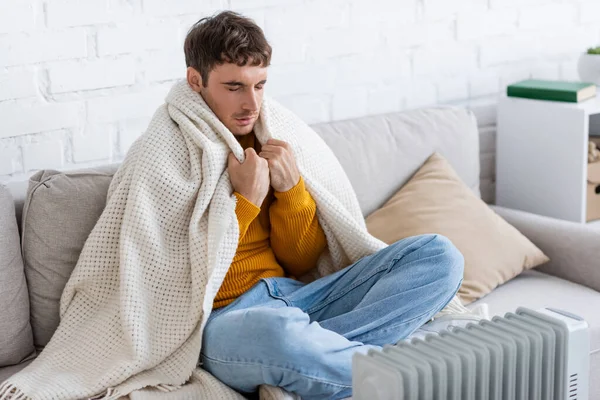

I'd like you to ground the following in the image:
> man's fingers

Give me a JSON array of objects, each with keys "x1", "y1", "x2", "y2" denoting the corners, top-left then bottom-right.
[
  {"x1": 266, "y1": 138, "x2": 289, "y2": 148},
  {"x1": 243, "y1": 148, "x2": 259, "y2": 162},
  {"x1": 260, "y1": 145, "x2": 284, "y2": 155},
  {"x1": 227, "y1": 152, "x2": 238, "y2": 166},
  {"x1": 258, "y1": 150, "x2": 276, "y2": 159}
]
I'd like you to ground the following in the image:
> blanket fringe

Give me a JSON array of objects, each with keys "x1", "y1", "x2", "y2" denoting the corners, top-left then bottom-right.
[
  {"x1": 0, "y1": 382, "x2": 181, "y2": 400},
  {"x1": 88, "y1": 387, "x2": 123, "y2": 400},
  {"x1": 87, "y1": 382, "x2": 182, "y2": 400},
  {"x1": 0, "y1": 383, "x2": 31, "y2": 400},
  {"x1": 0, "y1": 382, "x2": 124, "y2": 400},
  {"x1": 155, "y1": 383, "x2": 184, "y2": 393},
  {"x1": 87, "y1": 380, "x2": 184, "y2": 399}
]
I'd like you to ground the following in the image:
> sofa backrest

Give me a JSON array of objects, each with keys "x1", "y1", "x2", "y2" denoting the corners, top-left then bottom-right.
[{"x1": 312, "y1": 105, "x2": 480, "y2": 216}]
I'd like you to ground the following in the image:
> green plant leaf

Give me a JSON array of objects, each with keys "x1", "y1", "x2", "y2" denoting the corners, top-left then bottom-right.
[{"x1": 588, "y1": 46, "x2": 600, "y2": 55}]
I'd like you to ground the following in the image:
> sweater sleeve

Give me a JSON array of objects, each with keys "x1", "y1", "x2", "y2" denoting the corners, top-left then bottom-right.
[
  {"x1": 269, "y1": 176, "x2": 327, "y2": 277},
  {"x1": 234, "y1": 192, "x2": 261, "y2": 241}
]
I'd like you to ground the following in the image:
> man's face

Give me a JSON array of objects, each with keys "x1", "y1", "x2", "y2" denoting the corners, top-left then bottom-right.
[{"x1": 188, "y1": 62, "x2": 267, "y2": 136}]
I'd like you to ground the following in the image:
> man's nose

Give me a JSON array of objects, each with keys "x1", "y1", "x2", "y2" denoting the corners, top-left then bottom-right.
[{"x1": 242, "y1": 90, "x2": 259, "y2": 111}]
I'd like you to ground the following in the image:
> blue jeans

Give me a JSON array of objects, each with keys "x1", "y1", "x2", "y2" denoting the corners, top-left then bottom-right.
[{"x1": 200, "y1": 234, "x2": 464, "y2": 399}]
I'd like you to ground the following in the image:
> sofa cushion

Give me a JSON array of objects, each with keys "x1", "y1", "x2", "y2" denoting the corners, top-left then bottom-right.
[
  {"x1": 22, "y1": 165, "x2": 118, "y2": 349},
  {"x1": 0, "y1": 185, "x2": 35, "y2": 367},
  {"x1": 4, "y1": 180, "x2": 28, "y2": 234},
  {"x1": 470, "y1": 269, "x2": 600, "y2": 399},
  {"x1": 470, "y1": 269, "x2": 600, "y2": 354},
  {"x1": 311, "y1": 106, "x2": 480, "y2": 217},
  {"x1": 0, "y1": 358, "x2": 35, "y2": 384},
  {"x1": 365, "y1": 152, "x2": 549, "y2": 304}
]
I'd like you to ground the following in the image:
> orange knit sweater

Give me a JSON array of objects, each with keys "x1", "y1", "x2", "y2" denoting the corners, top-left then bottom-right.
[{"x1": 213, "y1": 133, "x2": 327, "y2": 309}]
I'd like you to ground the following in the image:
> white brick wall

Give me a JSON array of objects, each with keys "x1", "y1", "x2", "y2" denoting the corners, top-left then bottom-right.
[
  {"x1": 48, "y1": 58, "x2": 136, "y2": 93},
  {"x1": 0, "y1": 70, "x2": 37, "y2": 101},
  {"x1": 519, "y1": 4, "x2": 577, "y2": 29},
  {"x1": 46, "y1": 0, "x2": 134, "y2": 28},
  {"x1": 1, "y1": 0, "x2": 599, "y2": 190},
  {"x1": 0, "y1": 100, "x2": 83, "y2": 138},
  {"x1": 96, "y1": 21, "x2": 181, "y2": 56},
  {"x1": 0, "y1": 30, "x2": 88, "y2": 67},
  {"x1": 0, "y1": 1, "x2": 35, "y2": 34}
]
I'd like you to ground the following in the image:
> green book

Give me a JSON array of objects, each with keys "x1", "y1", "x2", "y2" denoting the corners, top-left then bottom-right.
[{"x1": 507, "y1": 79, "x2": 597, "y2": 103}]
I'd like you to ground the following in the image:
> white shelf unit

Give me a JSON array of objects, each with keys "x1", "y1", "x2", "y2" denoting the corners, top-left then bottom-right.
[{"x1": 496, "y1": 93, "x2": 600, "y2": 225}]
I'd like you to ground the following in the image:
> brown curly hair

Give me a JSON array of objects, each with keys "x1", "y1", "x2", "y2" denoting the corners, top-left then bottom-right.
[{"x1": 184, "y1": 11, "x2": 272, "y2": 87}]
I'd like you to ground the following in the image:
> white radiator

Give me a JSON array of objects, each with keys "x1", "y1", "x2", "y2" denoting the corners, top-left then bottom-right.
[{"x1": 352, "y1": 307, "x2": 589, "y2": 400}]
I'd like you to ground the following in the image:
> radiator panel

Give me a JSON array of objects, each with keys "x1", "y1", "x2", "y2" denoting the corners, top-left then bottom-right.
[
  {"x1": 438, "y1": 330, "x2": 491, "y2": 400},
  {"x1": 468, "y1": 322, "x2": 518, "y2": 399},
  {"x1": 506, "y1": 312, "x2": 556, "y2": 400},
  {"x1": 383, "y1": 346, "x2": 433, "y2": 399},
  {"x1": 352, "y1": 307, "x2": 590, "y2": 400},
  {"x1": 495, "y1": 316, "x2": 544, "y2": 400}
]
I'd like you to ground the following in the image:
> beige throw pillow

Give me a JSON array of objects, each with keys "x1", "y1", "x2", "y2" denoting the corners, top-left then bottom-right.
[{"x1": 366, "y1": 152, "x2": 549, "y2": 304}]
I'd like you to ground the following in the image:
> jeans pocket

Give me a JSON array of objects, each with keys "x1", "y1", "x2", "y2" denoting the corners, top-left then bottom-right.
[{"x1": 261, "y1": 277, "x2": 304, "y2": 306}]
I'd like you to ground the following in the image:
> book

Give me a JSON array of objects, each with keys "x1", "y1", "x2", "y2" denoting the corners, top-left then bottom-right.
[{"x1": 507, "y1": 79, "x2": 597, "y2": 103}]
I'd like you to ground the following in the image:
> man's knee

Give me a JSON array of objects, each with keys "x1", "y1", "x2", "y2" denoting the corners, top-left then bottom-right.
[
  {"x1": 202, "y1": 306, "x2": 309, "y2": 360},
  {"x1": 426, "y1": 234, "x2": 464, "y2": 291},
  {"x1": 400, "y1": 234, "x2": 463, "y2": 291}
]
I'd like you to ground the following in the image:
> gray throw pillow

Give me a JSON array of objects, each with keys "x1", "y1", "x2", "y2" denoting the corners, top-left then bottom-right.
[
  {"x1": 0, "y1": 185, "x2": 35, "y2": 366},
  {"x1": 22, "y1": 165, "x2": 117, "y2": 349}
]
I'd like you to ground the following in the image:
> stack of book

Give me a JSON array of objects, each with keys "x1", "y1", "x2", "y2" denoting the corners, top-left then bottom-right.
[{"x1": 507, "y1": 79, "x2": 597, "y2": 103}]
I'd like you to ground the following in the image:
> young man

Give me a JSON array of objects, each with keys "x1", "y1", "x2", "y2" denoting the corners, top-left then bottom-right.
[{"x1": 185, "y1": 11, "x2": 464, "y2": 400}]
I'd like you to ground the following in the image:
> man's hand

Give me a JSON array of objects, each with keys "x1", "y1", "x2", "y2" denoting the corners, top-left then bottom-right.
[
  {"x1": 228, "y1": 148, "x2": 270, "y2": 207},
  {"x1": 259, "y1": 139, "x2": 300, "y2": 192}
]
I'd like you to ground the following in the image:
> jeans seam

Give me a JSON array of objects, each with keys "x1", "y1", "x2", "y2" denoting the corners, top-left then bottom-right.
[
  {"x1": 305, "y1": 235, "x2": 440, "y2": 315},
  {"x1": 263, "y1": 278, "x2": 293, "y2": 306},
  {"x1": 359, "y1": 277, "x2": 464, "y2": 343},
  {"x1": 200, "y1": 353, "x2": 352, "y2": 390},
  {"x1": 305, "y1": 263, "x2": 389, "y2": 315},
  {"x1": 389, "y1": 234, "x2": 439, "y2": 264}
]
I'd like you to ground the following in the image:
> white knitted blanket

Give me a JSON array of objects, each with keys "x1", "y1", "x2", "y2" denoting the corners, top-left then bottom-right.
[{"x1": 0, "y1": 80, "x2": 470, "y2": 400}]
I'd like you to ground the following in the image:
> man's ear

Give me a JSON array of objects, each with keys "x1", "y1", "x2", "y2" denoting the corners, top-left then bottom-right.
[{"x1": 187, "y1": 67, "x2": 203, "y2": 92}]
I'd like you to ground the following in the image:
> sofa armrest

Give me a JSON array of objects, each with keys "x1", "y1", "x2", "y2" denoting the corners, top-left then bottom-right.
[{"x1": 490, "y1": 205, "x2": 600, "y2": 293}]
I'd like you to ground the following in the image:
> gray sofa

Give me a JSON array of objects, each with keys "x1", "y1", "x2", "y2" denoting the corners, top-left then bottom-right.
[{"x1": 1, "y1": 105, "x2": 599, "y2": 398}]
